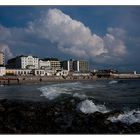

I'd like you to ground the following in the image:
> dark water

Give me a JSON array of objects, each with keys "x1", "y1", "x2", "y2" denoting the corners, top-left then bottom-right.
[{"x1": 0, "y1": 79, "x2": 140, "y2": 111}]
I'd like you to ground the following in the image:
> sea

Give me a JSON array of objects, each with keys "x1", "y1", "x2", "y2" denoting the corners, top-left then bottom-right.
[{"x1": 0, "y1": 79, "x2": 140, "y2": 125}]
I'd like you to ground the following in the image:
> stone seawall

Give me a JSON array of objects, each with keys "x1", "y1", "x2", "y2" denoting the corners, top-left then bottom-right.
[{"x1": 0, "y1": 75, "x2": 95, "y2": 85}]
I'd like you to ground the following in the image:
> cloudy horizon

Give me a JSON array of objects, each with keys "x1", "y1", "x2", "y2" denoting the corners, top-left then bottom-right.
[{"x1": 0, "y1": 6, "x2": 140, "y2": 71}]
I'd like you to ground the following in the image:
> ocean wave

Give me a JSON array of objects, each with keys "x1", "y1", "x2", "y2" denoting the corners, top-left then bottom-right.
[
  {"x1": 38, "y1": 86, "x2": 71, "y2": 100},
  {"x1": 77, "y1": 99, "x2": 108, "y2": 114},
  {"x1": 38, "y1": 82, "x2": 95, "y2": 100},
  {"x1": 109, "y1": 80, "x2": 118, "y2": 84},
  {"x1": 108, "y1": 110, "x2": 140, "y2": 125}
]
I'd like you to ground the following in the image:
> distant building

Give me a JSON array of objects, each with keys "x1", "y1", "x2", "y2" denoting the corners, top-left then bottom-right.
[
  {"x1": 6, "y1": 69, "x2": 32, "y2": 76},
  {"x1": 61, "y1": 60, "x2": 74, "y2": 71},
  {"x1": 39, "y1": 59, "x2": 51, "y2": 70},
  {"x1": 73, "y1": 60, "x2": 89, "y2": 72},
  {"x1": 50, "y1": 60, "x2": 61, "y2": 71},
  {"x1": 0, "y1": 67, "x2": 6, "y2": 76},
  {"x1": 0, "y1": 52, "x2": 4, "y2": 66},
  {"x1": 7, "y1": 55, "x2": 39, "y2": 69},
  {"x1": 42, "y1": 58, "x2": 61, "y2": 71},
  {"x1": 62, "y1": 60, "x2": 89, "y2": 72},
  {"x1": 56, "y1": 70, "x2": 69, "y2": 76},
  {"x1": 32, "y1": 69, "x2": 46, "y2": 76}
]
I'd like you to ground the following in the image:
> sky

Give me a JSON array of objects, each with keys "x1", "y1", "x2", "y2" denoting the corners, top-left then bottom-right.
[{"x1": 0, "y1": 6, "x2": 140, "y2": 71}]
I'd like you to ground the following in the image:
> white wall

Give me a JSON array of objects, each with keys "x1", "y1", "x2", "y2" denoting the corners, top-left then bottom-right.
[
  {"x1": 0, "y1": 67, "x2": 6, "y2": 76},
  {"x1": 39, "y1": 60, "x2": 51, "y2": 69},
  {"x1": 21, "y1": 56, "x2": 39, "y2": 69}
]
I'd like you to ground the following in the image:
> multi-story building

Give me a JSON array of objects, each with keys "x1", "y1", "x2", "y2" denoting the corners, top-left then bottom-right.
[
  {"x1": 7, "y1": 55, "x2": 39, "y2": 69},
  {"x1": 50, "y1": 60, "x2": 61, "y2": 71},
  {"x1": 39, "y1": 59, "x2": 51, "y2": 70},
  {"x1": 0, "y1": 52, "x2": 4, "y2": 66},
  {"x1": 61, "y1": 60, "x2": 74, "y2": 71},
  {"x1": 62, "y1": 60, "x2": 89, "y2": 72},
  {"x1": 73, "y1": 60, "x2": 89, "y2": 72}
]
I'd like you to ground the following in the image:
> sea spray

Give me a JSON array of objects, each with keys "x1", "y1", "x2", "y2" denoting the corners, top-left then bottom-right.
[
  {"x1": 38, "y1": 82, "x2": 94, "y2": 100},
  {"x1": 77, "y1": 99, "x2": 108, "y2": 114},
  {"x1": 108, "y1": 110, "x2": 140, "y2": 125},
  {"x1": 38, "y1": 86, "x2": 71, "y2": 100}
]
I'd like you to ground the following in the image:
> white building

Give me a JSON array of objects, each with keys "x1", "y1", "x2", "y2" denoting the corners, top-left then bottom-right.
[
  {"x1": 20, "y1": 55, "x2": 39, "y2": 69},
  {"x1": 7, "y1": 55, "x2": 39, "y2": 69},
  {"x1": 56, "y1": 70, "x2": 69, "y2": 76},
  {"x1": 39, "y1": 60, "x2": 51, "y2": 69},
  {"x1": 0, "y1": 67, "x2": 6, "y2": 76},
  {"x1": 45, "y1": 69, "x2": 55, "y2": 76},
  {"x1": 32, "y1": 69, "x2": 46, "y2": 76}
]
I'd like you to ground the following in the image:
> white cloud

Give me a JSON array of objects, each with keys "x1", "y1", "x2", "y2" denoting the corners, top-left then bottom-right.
[
  {"x1": 107, "y1": 27, "x2": 126, "y2": 40},
  {"x1": 0, "y1": 8, "x2": 128, "y2": 64},
  {"x1": 30, "y1": 8, "x2": 107, "y2": 59},
  {"x1": 104, "y1": 33, "x2": 126, "y2": 56},
  {"x1": 29, "y1": 8, "x2": 127, "y2": 63}
]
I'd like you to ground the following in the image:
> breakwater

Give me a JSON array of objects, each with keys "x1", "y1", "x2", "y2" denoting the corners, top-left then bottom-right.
[{"x1": 111, "y1": 73, "x2": 140, "y2": 79}]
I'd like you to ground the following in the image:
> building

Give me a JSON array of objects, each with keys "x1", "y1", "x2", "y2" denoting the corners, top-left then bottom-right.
[
  {"x1": 7, "y1": 55, "x2": 39, "y2": 69},
  {"x1": 39, "y1": 59, "x2": 51, "y2": 70},
  {"x1": 0, "y1": 52, "x2": 4, "y2": 66},
  {"x1": 56, "y1": 70, "x2": 69, "y2": 76},
  {"x1": 0, "y1": 67, "x2": 6, "y2": 76},
  {"x1": 61, "y1": 60, "x2": 74, "y2": 71},
  {"x1": 42, "y1": 58, "x2": 61, "y2": 71},
  {"x1": 73, "y1": 60, "x2": 89, "y2": 72},
  {"x1": 62, "y1": 60, "x2": 89, "y2": 72},
  {"x1": 32, "y1": 69, "x2": 45, "y2": 76},
  {"x1": 6, "y1": 69, "x2": 32, "y2": 76},
  {"x1": 50, "y1": 60, "x2": 61, "y2": 71}
]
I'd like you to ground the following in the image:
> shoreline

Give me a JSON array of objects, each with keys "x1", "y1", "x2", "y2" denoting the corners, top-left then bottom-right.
[{"x1": 0, "y1": 75, "x2": 140, "y2": 85}]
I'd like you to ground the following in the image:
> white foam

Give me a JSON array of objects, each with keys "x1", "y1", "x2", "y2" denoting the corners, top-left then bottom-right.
[
  {"x1": 73, "y1": 93, "x2": 87, "y2": 99},
  {"x1": 77, "y1": 99, "x2": 108, "y2": 114},
  {"x1": 38, "y1": 82, "x2": 95, "y2": 100},
  {"x1": 109, "y1": 80, "x2": 118, "y2": 84},
  {"x1": 108, "y1": 110, "x2": 140, "y2": 125},
  {"x1": 38, "y1": 86, "x2": 71, "y2": 100}
]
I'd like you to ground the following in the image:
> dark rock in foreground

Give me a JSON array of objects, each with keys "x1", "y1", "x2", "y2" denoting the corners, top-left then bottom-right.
[{"x1": 0, "y1": 99, "x2": 139, "y2": 134}]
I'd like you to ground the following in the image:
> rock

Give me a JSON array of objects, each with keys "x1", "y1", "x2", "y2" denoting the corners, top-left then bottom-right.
[
  {"x1": 104, "y1": 120, "x2": 110, "y2": 125},
  {"x1": 104, "y1": 110, "x2": 124, "y2": 118},
  {"x1": 0, "y1": 105, "x2": 5, "y2": 112},
  {"x1": 130, "y1": 123, "x2": 140, "y2": 133}
]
